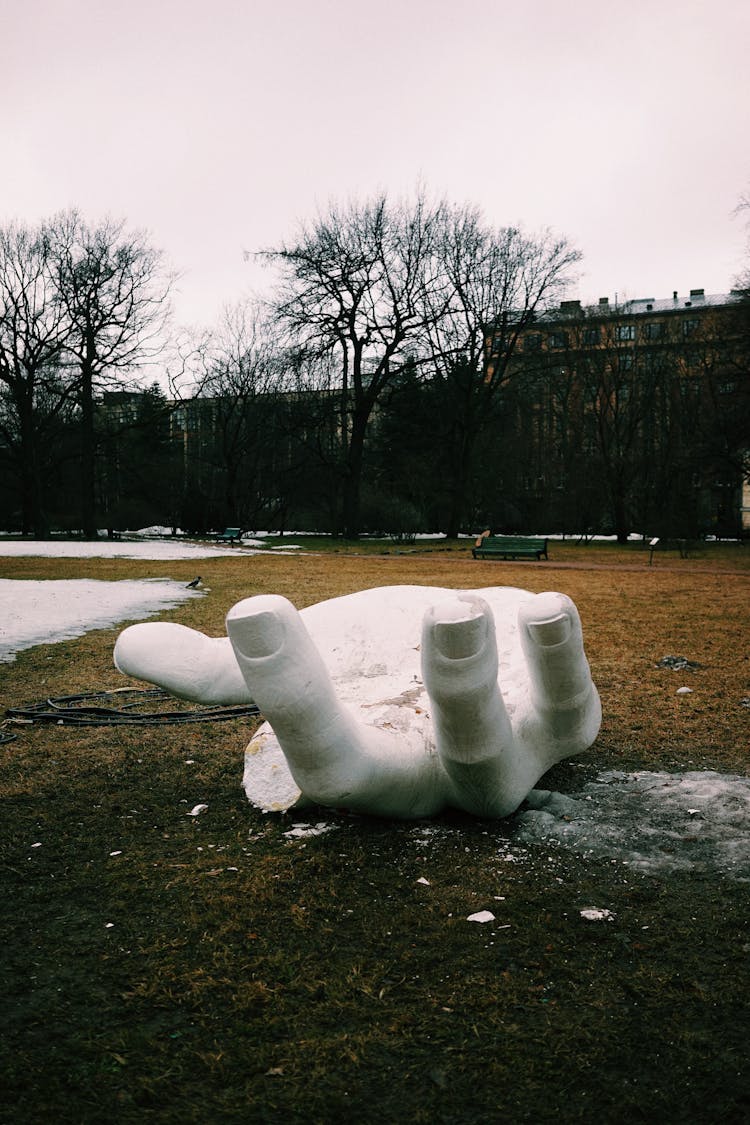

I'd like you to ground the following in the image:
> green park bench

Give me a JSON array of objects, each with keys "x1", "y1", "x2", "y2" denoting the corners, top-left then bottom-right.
[
  {"x1": 213, "y1": 527, "x2": 243, "y2": 546},
  {"x1": 471, "y1": 535, "x2": 549, "y2": 561}
]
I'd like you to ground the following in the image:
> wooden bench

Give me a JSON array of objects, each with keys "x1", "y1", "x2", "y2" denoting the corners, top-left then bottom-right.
[
  {"x1": 213, "y1": 527, "x2": 243, "y2": 546},
  {"x1": 472, "y1": 535, "x2": 548, "y2": 560}
]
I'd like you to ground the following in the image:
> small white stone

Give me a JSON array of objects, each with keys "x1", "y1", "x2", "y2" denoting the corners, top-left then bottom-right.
[
  {"x1": 283, "y1": 822, "x2": 334, "y2": 838},
  {"x1": 580, "y1": 907, "x2": 615, "y2": 922},
  {"x1": 467, "y1": 910, "x2": 496, "y2": 924},
  {"x1": 188, "y1": 803, "x2": 209, "y2": 817}
]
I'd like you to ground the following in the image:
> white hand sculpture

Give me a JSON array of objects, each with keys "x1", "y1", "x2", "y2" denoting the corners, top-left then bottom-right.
[{"x1": 114, "y1": 585, "x2": 601, "y2": 819}]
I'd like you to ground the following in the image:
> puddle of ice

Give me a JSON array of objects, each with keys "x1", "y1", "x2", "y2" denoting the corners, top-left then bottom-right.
[{"x1": 514, "y1": 770, "x2": 750, "y2": 879}]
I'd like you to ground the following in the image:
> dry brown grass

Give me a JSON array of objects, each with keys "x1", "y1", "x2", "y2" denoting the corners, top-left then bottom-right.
[
  {"x1": 3, "y1": 540, "x2": 746, "y2": 773},
  {"x1": 1, "y1": 541, "x2": 749, "y2": 1124}
]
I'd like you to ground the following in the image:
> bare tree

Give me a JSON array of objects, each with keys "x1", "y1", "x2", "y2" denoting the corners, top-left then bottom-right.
[
  {"x1": 424, "y1": 208, "x2": 581, "y2": 536},
  {"x1": 733, "y1": 191, "x2": 750, "y2": 291},
  {"x1": 47, "y1": 211, "x2": 173, "y2": 536},
  {"x1": 195, "y1": 300, "x2": 291, "y2": 529},
  {"x1": 264, "y1": 190, "x2": 449, "y2": 537},
  {"x1": 0, "y1": 222, "x2": 73, "y2": 535},
  {"x1": 580, "y1": 319, "x2": 663, "y2": 540}
]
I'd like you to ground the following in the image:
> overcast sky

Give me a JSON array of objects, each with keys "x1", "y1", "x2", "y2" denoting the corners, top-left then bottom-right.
[{"x1": 3, "y1": 0, "x2": 749, "y2": 327}]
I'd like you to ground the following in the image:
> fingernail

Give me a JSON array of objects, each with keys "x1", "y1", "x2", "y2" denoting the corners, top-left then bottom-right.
[
  {"x1": 527, "y1": 613, "x2": 571, "y2": 647},
  {"x1": 229, "y1": 610, "x2": 284, "y2": 658},
  {"x1": 433, "y1": 612, "x2": 487, "y2": 659}
]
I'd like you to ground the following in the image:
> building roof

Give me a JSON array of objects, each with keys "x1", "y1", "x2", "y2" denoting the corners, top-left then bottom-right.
[
  {"x1": 618, "y1": 290, "x2": 740, "y2": 315},
  {"x1": 537, "y1": 289, "x2": 746, "y2": 324}
]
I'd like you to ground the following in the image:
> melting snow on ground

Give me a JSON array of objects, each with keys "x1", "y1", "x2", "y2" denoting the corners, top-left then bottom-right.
[
  {"x1": 515, "y1": 770, "x2": 750, "y2": 879},
  {"x1": 0, "y1": 578, "x2": 201, "y2": 663},
  {"x1": 0, "y1": 534, "x2": 251, "y2": 662},
  {"x1": 0, "y1": 537, "x2": 267, "y2": 561}
]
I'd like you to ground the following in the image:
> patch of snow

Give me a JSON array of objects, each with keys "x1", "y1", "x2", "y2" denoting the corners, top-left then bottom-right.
[
  {"x1": 129, "y1": 526, "x2": 186, "y2": 537},
  {"x1": 0, "y1": 578, "x2": 202, "y2": 663},
  {"x1": 251, "y1": 530, "x2": 319, "y2": 537},
  {"x1": 467, "y1": 910, "x2": 496, "y2": 923},
  {"x1": 0, "y1": 539, "x2": 264, "y2": 560},
  {"x1": 540, "y1": 532, "x2": 646, "y2": 542},
  {"x1": 656, "y1": 655, "x2": 701, "y2": 671},
  {"x1": 515, "y1": 770, "x2": 750, "y2": 879},
  {"x1": 187, "y1": 803, "x2": 209, "y2": 817}
]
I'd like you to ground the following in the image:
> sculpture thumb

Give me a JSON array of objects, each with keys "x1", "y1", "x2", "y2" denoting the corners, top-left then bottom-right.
[
  {"x1": 226, "y1": 595, "x2": 377, "y2": 805},
  {"x1": 114, "y1": 621, "x2": 251, "y2": 705}
]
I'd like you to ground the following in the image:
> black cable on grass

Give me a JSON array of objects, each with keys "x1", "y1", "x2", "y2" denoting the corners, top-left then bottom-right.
[{"x1": 5, "y1": 687, "x2": 260, "y2": 728}]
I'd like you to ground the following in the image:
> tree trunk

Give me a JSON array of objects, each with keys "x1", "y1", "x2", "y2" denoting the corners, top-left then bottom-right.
[
  {"x1": 611, "y1": 487, "x2": 630, "y2": 544},
  {"x1": 444, "y1": 474, "x2": 467, "y2": 541},
  {"x1": 18, "y1": 403, "x2": 48, "y2": 537},
  {"x1": 341, "y1": 410, "x2": 368, "y2": 538},
  {"x1": 443, "y1": 411, "x2": 475, "y2": 539},
  {"x1": 80, "y1": 336, "x2": 97, "y2": 538},
  {"x1": 20, "y1": 464, "x2": 48, "y2": 538}
]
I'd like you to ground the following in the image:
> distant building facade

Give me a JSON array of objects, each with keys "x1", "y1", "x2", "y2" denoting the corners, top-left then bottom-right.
[
  {"x1": 486, "y1": 288, "x2": 749, "y2": 538},
  {"x1": 93, "y1": 287, "x2": 749, "y2": 539}
]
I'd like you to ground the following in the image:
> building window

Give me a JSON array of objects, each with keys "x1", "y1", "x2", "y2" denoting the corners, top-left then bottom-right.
[
  {"x1": 616, "y1": 324, "x2": 635, "y2": 341},
  {"x1": 682, "y1": 318, "x2": 699, "y2": 338},
  {"x1": 548, "y1": 331, "x2": 568, "y2": 349},
  {"x1": 618, "y1": 352, "x2": 634, "y2": 371},
  {"x1": 644, "y1": 321, "x2": 663, "y2": 340},
  {"x1": 524, "y1": 333, "x2": 542, "y2": 351},
  {"x1": 583, "y1": 327, "x2": 600, "y2": 346},
  {"x1": 643, "y1": 351, "x2": 664, "y2": 374}
]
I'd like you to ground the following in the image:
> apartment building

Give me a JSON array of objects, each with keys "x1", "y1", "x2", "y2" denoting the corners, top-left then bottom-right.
[{"x1": 486, "y1": 288, "x2": 748, "y2": 538}]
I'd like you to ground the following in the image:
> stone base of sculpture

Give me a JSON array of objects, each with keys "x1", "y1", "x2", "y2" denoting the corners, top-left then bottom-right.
[{"x1": 114, "y1": 585, "x2": 601, "y2": 819}]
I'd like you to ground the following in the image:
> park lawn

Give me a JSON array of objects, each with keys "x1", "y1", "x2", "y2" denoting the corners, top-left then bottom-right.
[{"x1": 0, "y1": 543, "x2": 749, "y2": 1124}]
